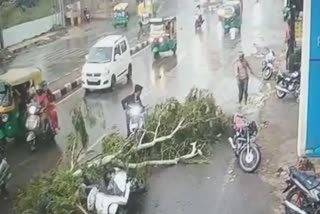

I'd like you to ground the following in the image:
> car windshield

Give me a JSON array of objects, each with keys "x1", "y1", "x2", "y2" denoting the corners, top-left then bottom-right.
[
  {"x1": 87, "y1": 47, "x2": 113, "y2": 63},
  {"x1": 0, "y1": 83, "x2": 11, "y2": 107},
  {"x1": 150, "y1": 24, "x2": 164, "y2": 34}
]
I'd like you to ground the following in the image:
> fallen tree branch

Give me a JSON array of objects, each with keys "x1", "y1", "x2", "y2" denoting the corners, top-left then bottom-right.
[
  {"x1": 134, "y1": 119, "x2": 185, "y2": 151},
  {"x1": 128, "y1": 142, "x2": 201, "y2": 168}
]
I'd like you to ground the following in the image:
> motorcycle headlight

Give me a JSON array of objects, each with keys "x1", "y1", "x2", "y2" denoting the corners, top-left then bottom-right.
[
  {"x1": 148, "y1": 38, "x2": 154, "y2": 43},
  {"x1": 129, "y1": 106, "x2": 142, "y2": 116},
  {"x1": 28, "y1": 105, "x2": 37, "y2": 115},
  {"x1": 159, "y1": 37, "x2": 164, "y2": 43},
  {"x1": 1, "y1": 114, "x2": 8, "y2": 123}
]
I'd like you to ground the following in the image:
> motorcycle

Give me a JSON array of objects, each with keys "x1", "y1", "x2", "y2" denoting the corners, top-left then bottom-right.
[
  {"x1": 82, "y1": 167, "x2": 145, "y2": 214},
  {"x1": 194, "y1": 15, "x2": 203, "y2": 32},
  {"x1": 283, "y1": 166, "x2": 320, "y2": 214},
  {"x1": 25, "y1": 102, "x2": 55, "y2": 152},
  {"x1": 261, "y1": 49, "x2": 275, "y2": 80},
  {"x1": 275, "y1": 70, "x2": 300, "y2": 100},
  {"x1": 84, "y1": 11, "x2": 91, "y2": 23},
  {"x1": 0, "y1": 156, "x2": 11, "y2": 198},
  {"x1": 128, "y1": 104, "x2": 146, "y2": 136},
  {"x1": 228, "y1": 113, "x2": 261, "y2": 173}
]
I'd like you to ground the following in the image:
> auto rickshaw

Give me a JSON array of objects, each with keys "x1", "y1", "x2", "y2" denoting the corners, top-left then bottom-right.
[
  {"x1": 217, "y1": 0, "x2": 242, "y2": 35},
  {"x1": 112, "y1": 3, "x2": 129, "y2": 28},
  {"x1": 149, "y1": 16, "x2": 177, "y2": 59},
  {"x1": 0, "y1": 67, "x2": 42, "y2": 145}
]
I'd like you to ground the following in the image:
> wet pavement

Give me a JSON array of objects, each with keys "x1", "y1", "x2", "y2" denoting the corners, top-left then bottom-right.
[
  {"x1": 6, "y1": 0, "x2": 169, "y2": 84},
  {"x1": 0, "y1": 0, "x2": 286, "y2": 213}
]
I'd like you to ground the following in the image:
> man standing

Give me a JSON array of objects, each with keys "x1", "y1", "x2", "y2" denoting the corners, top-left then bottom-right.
[{"x1": 234, "y1": 52, "x2": 254, "y2": 105}]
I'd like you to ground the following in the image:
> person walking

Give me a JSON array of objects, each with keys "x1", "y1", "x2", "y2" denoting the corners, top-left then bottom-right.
[{"x1": 234, "y1": 51, "x2": 254, "y2": 105}]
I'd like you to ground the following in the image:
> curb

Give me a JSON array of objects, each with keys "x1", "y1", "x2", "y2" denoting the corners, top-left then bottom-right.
[{"x1": 51, "y1": 40, "x2": 150, "y2": 102}]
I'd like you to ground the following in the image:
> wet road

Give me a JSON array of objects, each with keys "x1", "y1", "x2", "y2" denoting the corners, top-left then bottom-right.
[
  {"x1": 2, "y1": 0, "x2": 285, "y2": 213},
  {"x1": 7, "y1": 0, "x2": 170, "y2": 83}
]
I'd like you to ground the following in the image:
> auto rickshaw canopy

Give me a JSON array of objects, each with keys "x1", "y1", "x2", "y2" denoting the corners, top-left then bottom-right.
[
  {"x1": 217, "y1": 0, "x2": 242, "y2": 19},
  {"x1": 0, "y1": 67, "x2": 43, "y2": 87},
  {"x1": 149, "y1": 16, "x2": 176, "y2": 39},
  {"x1": 113, "y1": 2, "x2": 129, "y2": 11}
]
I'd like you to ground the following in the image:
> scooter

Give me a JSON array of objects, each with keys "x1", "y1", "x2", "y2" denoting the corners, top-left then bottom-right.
[
  {"x1": 194, "y1": 15, "x2": 203, "y2": 32},
  {"x1": 128, "y1": 104, "x2": 146, "y2": 136},
  {"x1": 25, "y1": 102, "x2": 55, "y2": 152},
  {"x1": 0, "y1": 156, "x2": 11, "y2": 198},
  {"x1": 84, "y1": 11, "x2": 91, "y2": 23},
  {"x1": 85, "y1": 168, "x2": 132, "y2": 214}
]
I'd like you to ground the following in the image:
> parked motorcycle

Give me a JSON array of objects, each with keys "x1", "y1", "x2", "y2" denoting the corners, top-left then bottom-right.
[
  {"x1": 0, "y1": 156, "x2": 11, "y2": 198},
  {"x1": 228, "y1": 113, "x2": 261, "y2": 173},
  {"x1": 261, "y1": 49, "x2": 275, "y2": 80},
  {"x1": 275, "y1": 70, "x2": 300, "y2": 100},
  {"x1": 25, "y1": 102, "x2": 55, "y2": 152},
  {"x1": 283, "y1": 166, "x2": 320, "y2": 214},
  {"x1": 128, "y1": 104, "x2": 146, "y2": 136}
]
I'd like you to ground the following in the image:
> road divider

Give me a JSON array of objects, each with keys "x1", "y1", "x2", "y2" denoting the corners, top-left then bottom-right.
[{"x1": 51, "y1": 40, "x2": 150, "y2": 102}]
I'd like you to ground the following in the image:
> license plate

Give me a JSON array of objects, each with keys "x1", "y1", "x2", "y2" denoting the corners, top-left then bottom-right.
[{"x1": 88, "y1": 78, "x2": 99, "y2": 82}]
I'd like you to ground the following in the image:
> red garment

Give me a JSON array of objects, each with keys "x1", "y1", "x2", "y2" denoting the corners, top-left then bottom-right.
[
  {"x1": 36, "y1": 94, "x2": 49, "y2": 107},
  {"x1": 48, "y1": 103, "x2": 59, "y2": 130}
]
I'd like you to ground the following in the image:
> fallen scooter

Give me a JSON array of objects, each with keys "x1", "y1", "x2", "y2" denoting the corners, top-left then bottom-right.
[{"x1": 82, "y1": 167, "x2": 145, "y2": 214}]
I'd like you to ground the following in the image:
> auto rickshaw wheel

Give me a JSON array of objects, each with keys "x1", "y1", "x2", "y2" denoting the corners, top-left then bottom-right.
[
  {"x1": 127, "y1": 64, "x2": 132, "y2": 80},
  {"x1": 110, "y1": 75, "x2": 116, "y2": 91},
  {"x1": 153, "y1": 52, "x2": 160, "y2": 59},
  {"x1": 172, "y1": 45, "x2": 177, "y2": 55}
]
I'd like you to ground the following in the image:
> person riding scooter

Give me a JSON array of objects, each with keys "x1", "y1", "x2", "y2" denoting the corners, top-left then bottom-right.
[
  {"x1": 35, "y1": 85, "x2": 50, "y2": 129},
  {"x1": 195, "y1": 5, "x2": 204, "y2": 24},
  {"x1": 41, "y1": 81, "x2": 59, "y2": 133},
  {"x1": 121, "y1": 84, "x2": 144, "y2": 137},
  {"x1": 84, "y1": 8, "x2": 91, "y2": 23}
]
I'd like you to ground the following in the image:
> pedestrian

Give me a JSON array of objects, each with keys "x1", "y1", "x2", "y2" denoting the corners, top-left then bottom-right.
[{"x1": 234, "y1": 51, "x2": 255, "y2": 105}]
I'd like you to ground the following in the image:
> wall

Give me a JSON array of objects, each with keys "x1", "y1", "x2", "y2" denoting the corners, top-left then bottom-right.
[{"x1": 2, "y1": 13, "x2": 63, "y2": 48}]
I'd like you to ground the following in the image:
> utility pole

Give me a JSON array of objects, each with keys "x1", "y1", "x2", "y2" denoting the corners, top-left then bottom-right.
[{"x1": 58, "y1": 0, "x2": 66, "y2": 27}]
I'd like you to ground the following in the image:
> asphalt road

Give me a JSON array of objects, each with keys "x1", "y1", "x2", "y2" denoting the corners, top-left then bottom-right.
[
  {"x1": 7, "y1": 0, "x2": 170, "y2": 83},
  {"x1": 0, "y1": 0, "x2": 286, "y2": 213}
]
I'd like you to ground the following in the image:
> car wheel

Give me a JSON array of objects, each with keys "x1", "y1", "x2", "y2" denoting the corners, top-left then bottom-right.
[
  {"x1": 110, "y1": 75, "x2": 116, "y2": 91},
  {"x1": 127, "y1": 64, "x2": 132, "y2": 80}
]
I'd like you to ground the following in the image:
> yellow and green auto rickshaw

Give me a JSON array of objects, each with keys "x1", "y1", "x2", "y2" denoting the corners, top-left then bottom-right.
[
  {"x1": 112, "y1": 2, "x2": 129, "y2": 28},
  {"x1": 217, "y1": 0, "x2": 242, "y2": 34},
  {"x1": 0, "y1": 67, "x2": 42, "y2": 145},
  {"x1": 148, "y1": 16, "x2": 177, "y2": 59}
]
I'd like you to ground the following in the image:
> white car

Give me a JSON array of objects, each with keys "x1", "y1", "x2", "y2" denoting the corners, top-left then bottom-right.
[{"x1": 82, "y1": 35, "x2": 132, "y2": 91}]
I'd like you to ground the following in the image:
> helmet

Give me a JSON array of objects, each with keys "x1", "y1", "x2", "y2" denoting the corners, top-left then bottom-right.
[
  {"x1": 238, "y1": 51, "x2": 245, "y2": 59},
  {"x1": 197, "y1": 4, "x2": 200, "y2": 8},
  {"x1": 35, "y1": 85, "x2": 43, "y2": 95},
  {"x1": 134, "y1": 84, "x2": 143, "y2": 93}
]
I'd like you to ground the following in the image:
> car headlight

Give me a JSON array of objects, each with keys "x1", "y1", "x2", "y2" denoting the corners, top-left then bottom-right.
[
  {"x1": 28, "y1": 105, "x2": 37, "y2": 115},
  {"x1": 1, "y1": 114, "x2": 8, "y2": 123},
  {"x1": 129, "y1": 106, "x2": 142, "y2": 116},
  {"x1": 159, "y1": 37, "x2": 164, "y2": 43}
]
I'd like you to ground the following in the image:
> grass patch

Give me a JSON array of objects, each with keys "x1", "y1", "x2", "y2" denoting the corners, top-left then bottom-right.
[{"x1": 0, "y1": 0, "x2": 55, "y2": 29}]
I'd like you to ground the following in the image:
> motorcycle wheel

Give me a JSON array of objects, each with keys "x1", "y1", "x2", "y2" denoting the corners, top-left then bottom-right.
[
  {"x1": 262, "y1": 68, "x2": 273, "y2": 80},
  {"x1": 238, "y1": 143, "x2": 261, "y2": 173},
  {"x1": 29, "y1": 139, "x2": 36, "y2": 153},
  {"x1": 285, "y1": 188, "x2": 308, "y2": 214},
  {"x1": 276, "y1": 80, "x2": 287, "y2": 99}
]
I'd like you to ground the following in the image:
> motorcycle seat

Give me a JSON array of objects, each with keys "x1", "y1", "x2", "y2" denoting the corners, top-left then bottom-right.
[{"x1": 290, "y1": 167, "x2": 320, "y2": 190}]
